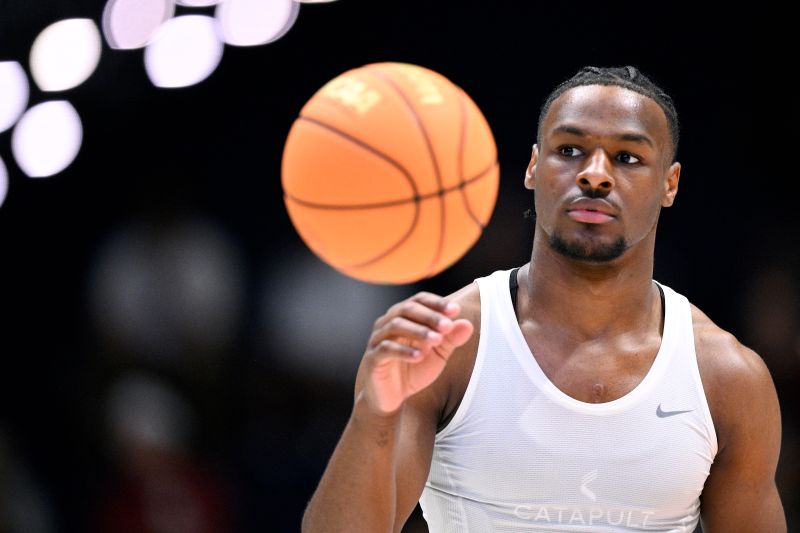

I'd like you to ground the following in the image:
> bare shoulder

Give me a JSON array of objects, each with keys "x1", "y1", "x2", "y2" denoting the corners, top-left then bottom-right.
[
  {"x1": 690, "y1": 304, "x2": 780, "y2": 452},
  {"x1": 447, "y1": 280, "x2": 481, "y2": 322},
  {"x1": 436, "y1": 280, "x2": 482, "y2": 428},
  {"x1": 691, "y1": 304, "x2": 772, "y2": 381}
]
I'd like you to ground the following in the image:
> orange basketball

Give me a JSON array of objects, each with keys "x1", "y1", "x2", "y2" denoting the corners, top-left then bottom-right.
[{"x1": 281, "y1": 62, "x2": 499, "y2": 284}]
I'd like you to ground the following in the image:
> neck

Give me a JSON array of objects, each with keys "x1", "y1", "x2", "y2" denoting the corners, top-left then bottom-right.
[{"x1": 523, "y1": 224, "x2": 658, "y2": 341}]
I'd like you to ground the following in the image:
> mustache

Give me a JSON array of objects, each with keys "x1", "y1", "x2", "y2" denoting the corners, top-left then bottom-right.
[
  {"x1": 566, "y1": 190, "x2": 619, "y2": 208},
  {"x1": 522, "y1": 191, "x2": 620, "y2": 220}
]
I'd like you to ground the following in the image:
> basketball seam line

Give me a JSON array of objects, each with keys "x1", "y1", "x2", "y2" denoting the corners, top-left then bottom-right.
[
  {"x1": 366, "y1": 66, "x2": 446, "y2": 280},
  {"x1": 289, "y1": 115, "x2": 421, "y2": 270},
  {"x1": 293, "y1": 115, "x2": 421, "y2": 199},
  {"x1": 284, "y1": 160, "x2": 497, "y2": 210}
]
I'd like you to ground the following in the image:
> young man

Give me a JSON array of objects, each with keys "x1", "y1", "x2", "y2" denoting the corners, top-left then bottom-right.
[{"x1": 302, "y1": 66, "x2": 786, "y2": 532}]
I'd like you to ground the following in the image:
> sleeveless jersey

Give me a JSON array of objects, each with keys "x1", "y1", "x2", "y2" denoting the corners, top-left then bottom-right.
[{"x1": 419, "y1": 268, "x2": 718, "y2": 532}]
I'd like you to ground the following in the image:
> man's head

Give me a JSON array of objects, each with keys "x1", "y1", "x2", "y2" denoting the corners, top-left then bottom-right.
[
  {"x1": 537, "y1": 66, "x2": 680, "y2": 164},
  {"x1": 525, "y1": 66, "x2": 681, "y2": 264}
]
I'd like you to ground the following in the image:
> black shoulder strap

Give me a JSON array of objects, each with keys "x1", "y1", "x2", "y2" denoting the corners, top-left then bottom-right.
[
  {"x1": 509, "y1": 266, "x2": 521, "y2": 317},
  {"x1": 656, "y1": 281, "x2": 665, "y2": 326}
]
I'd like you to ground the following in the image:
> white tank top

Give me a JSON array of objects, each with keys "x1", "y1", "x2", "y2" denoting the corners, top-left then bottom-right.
[{"x1": 419, "y1": 268, "x2": 717, "y2": 532}]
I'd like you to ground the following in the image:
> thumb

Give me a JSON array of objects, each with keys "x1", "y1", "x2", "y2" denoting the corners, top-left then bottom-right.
[{"x1": 440, "y1": 319, "x2": 474, "y2": 351}]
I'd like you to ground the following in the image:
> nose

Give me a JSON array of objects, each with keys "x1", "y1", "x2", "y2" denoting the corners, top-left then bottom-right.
[{"x1": 576, "y1": 149, "x2": 614, "y2": 197}]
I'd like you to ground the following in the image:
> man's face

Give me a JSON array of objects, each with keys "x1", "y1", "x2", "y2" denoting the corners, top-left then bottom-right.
[{"x1": 525, "y1": 85, "x2": 680, "y2": 263}]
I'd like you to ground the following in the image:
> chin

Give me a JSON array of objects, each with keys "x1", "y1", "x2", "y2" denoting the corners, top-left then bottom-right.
[{"x1": 548, "y1": 233, "x2": 628, "y2": 263}]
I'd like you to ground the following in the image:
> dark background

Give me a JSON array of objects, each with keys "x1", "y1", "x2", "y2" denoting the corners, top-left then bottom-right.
[{"x1": 0, "y1": 1, "x2": 797, "y2": 531}]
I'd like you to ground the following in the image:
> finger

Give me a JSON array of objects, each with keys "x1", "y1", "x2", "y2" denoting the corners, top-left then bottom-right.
[
  {"x1": 442, "y1": 319, "x2": 474, "y2": 349},
  {"x1": 426, "y1": 320, "x2": 475, "y2": 359},
  {"x1": 367, "y1": 339, "x2": 422, "y2": 361},
  {"x1": 368, "y1": 316, "x2": 443, "y2": 349},
  {"x1": 376, "y1": 299, "x2": 455, "y2": 333},
  {"x1": 409, "y1": 293, "x2": 466, "y2": 323},
  {"x1": 375, "y1": 292, "x2": 451, "y2": 328},
  {"x1": 441, "y1": 300, "x2": 462, "y2": 318},
  {"x1": 409, "y1": 291, "x2": 455, "y2": 313}
]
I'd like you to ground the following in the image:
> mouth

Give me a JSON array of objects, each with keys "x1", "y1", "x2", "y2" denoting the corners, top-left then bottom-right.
[
  {"x1": 567, "y1": 209, "x2": 615, "y2": 224},
  {"x1": 565, "y1": 198, "x2": 617, "y2": 224}
]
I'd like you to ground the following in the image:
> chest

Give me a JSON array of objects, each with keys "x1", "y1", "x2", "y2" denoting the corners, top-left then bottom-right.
[
  {"x1": 430, "y1": 384, "x2": 715, "y2": 526},
  {"x1": 519, "y1": 325, "x2": 662, "y2": 404}
]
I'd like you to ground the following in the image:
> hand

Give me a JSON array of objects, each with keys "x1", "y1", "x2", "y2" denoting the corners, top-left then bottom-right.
[{"x1": 360, "y1": 292, "x2": 474, "y2": 415}]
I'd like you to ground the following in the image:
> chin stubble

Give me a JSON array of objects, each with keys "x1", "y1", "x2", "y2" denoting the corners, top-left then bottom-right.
[{"x1": 549, "y1": 233, "x2": 628, "y2": 263}]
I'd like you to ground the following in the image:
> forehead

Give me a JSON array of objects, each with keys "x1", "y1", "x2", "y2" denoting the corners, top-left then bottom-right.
[{"x1": 543, "y1": 85, "x2": 670, "y2": 147}]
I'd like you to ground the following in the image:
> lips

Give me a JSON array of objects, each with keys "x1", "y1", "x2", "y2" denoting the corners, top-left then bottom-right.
[
  {"x1": 566, "y1": 199, "x2": 617, "y2": 224},
  {"x1": 566, "y1": 209, "x2": 613, "y2": 223}
]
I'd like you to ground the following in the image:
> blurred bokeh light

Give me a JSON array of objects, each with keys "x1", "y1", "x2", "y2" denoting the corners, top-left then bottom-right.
[
  {"x1": 216, "y1": 0, "x2": 300, "y2": 47},
  {"x1": 0, "y1": 157, "x2": 7, "y2": 208},
  {"x1": 144, "y1": 15, "x2": 224, "y2": 88},
  {"x1": 99, "y1": 371, "x2": 232, "y2": 533},
  {"x1": 106, "y1": 372, "x2": 194, "y2": 455},
  {"x1": 259, "y1": 246, "x2": 409, "y2": 384},
  {"x1": 102, "y1": 0, "x2": 176, "y2": 50},
  {"x1": 177, "y1": 0, "x2": 222, "y2": 6},
  {"x1": 0, "y1": 61, "x2": 29, "y2": 134},
  {"x1": 29, "y1": 18, "x2": 102, "y2": 92},
  {"x1": 88, "y1": 216, "x2": 245, "y2": 366},
  {"x1": 11, "y1": 100, "x2": 83, "y2": 178}
]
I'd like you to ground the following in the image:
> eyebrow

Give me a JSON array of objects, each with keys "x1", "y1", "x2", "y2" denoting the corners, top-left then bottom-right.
[{"x1": 551, "y1": 125, "x2": 655, "y2": 148}]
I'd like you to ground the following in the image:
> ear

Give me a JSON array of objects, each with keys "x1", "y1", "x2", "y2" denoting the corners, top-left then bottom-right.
[
  {"x1": 661, "y1": 161, "x2": 681, "y2": 207},
  {"x1": 524, "y1": 144, "x2": 538, "y2": 190}
]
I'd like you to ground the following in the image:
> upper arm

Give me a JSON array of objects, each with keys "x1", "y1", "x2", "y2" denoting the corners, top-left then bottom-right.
[{"x1": 697, "y1": 327, "x2": 786, "y2": 532}]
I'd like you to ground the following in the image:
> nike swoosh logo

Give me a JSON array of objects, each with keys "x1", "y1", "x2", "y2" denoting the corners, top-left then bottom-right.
[{"x1": 657, "y1": 404, "x2": 693, "y2": 418}]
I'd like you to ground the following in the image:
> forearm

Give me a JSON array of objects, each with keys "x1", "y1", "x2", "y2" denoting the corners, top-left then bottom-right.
[{"x1": 302, "y1": 396, "x2": 403, "y2": 533}]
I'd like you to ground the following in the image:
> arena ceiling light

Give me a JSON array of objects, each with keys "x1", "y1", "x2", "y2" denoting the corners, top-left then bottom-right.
[
  {"x1": 0, "y1": 157, "x2": 8, "y2": 208},
  {"x1": 176, "y1": 0, "x2": 221, "y2": 6},
  {"x1": 0, "y1": 62, "x2": 29, "y2": 134},
  {"x1": 29, "y1": 18, "x2": 102, "y2": 92},
  {"x1": 216, "y1": 0, "x2": 300, "y2": 47},
  {"x1": 144, "y1": 15, "x2": 224, "y2": 88},
  {"x1": 11, "y1": 101, "x2": 83, "y2": 178},
  {"x1": 102, "y1": 0, "x2": 176, "y2": 50}
]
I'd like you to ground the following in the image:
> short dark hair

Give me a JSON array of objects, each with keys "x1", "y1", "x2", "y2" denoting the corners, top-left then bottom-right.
[{"x1": 537, "y1": 66, "x2": 680, "y2": 162}]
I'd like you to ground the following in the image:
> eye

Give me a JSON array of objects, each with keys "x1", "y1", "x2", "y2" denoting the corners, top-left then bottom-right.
[
  {"x1": 558, "y1": 146, "x2": 584, "y2": 157},
  {"x1": 617, "y1": 152, "x2": 641, "y2": 164}
]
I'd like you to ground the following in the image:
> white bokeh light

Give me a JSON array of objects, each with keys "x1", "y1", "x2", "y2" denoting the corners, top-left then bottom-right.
[
  {"x1": 11, "y1": 101, "x2": 83, "y2": 178},
  {"x1": 102, "y1": 0, "x2": 175, "y2": 50},
  {"x1": 217, "y1": 0, "x2": 300, "y2": 47},
  {"x1": 260, "y1": 247, "x2": 408, "y2": 383},
  {"x1": 89, "y1": 217, "x2": 245, "y2": 363},
  {"x1": 30, "y1": 18, "x2": 102, "y2": 92},
  {"x1": 177, "y1": 0, "x2": 221, "y2": 6},
  {"x1": 0, "y1": 62, "x2": 29, "y2": 134},
  {"x1": 144, "y1": 15, "x2": 224, "y2": 88},
  {"x1": 107, "y1": 372, "x2": 194, "y2": 453},
  {"x1": 0, "y1": 157, "x2": 8, "y2": 208},
  {"x1": 294, "y1": 0, "x2": 338, "y2": 2}
]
